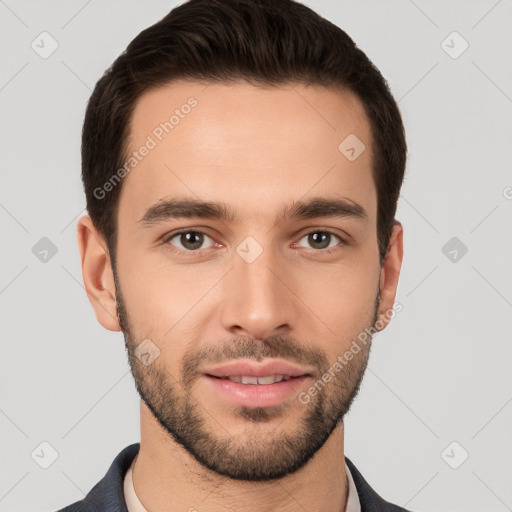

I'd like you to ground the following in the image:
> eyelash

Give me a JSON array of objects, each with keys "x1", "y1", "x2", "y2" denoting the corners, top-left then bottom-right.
[{"x1": 161, "y1": 228, "x2": 348, "y2": 257}]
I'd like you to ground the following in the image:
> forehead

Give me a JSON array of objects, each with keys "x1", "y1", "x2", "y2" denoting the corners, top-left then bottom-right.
[{"x1": 118, "y1": 80, "x2": 376, "y2": 229}]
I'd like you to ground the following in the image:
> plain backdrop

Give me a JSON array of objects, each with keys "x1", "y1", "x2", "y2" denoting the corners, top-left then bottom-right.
[{"x1": 0, "y1": 1, "x2": 511, "y2": 511}]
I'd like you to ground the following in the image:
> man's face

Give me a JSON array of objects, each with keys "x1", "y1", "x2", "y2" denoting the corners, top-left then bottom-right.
[{"x1": 113, "y1": 81, "x2": 384, "y2": 480}]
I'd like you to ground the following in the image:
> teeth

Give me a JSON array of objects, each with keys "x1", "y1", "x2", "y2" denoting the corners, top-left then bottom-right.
[
  {"x1": 257, "y1": 375, "x2": 276, "y2": 385},
  {"x1": 241, "y1": 376, "x2": 258, "y2": 385},
  {"x1": 226, "y1": 375, "x2": 291, "y2": 385}
]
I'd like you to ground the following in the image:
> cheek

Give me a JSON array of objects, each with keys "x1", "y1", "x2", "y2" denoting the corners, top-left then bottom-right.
[
  {"x1": 293, "y1": 258, "x2": 379, "y2": 349},
  {"x1": 116, "y1": 248, "x2": 224, "y2": 341}
]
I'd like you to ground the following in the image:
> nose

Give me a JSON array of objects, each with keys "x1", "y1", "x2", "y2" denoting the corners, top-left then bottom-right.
[{"x1": 219, "y1": 240, "x2": 299, "y2": 340}]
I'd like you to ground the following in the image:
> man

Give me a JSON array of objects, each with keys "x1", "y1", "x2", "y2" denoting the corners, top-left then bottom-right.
[{"x1": 58, "y1": 0, "x2": 409, "y2": 510}]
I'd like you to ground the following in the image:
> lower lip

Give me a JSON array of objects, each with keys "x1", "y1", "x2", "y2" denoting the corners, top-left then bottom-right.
[{"x1": 204, "y1": 375, "x2": 310, "y2": 408}]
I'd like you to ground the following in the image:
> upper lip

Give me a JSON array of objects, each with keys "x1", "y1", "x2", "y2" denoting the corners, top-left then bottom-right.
[{"x1": 203, "y1": 360, "x2": 313, "y2": 378}]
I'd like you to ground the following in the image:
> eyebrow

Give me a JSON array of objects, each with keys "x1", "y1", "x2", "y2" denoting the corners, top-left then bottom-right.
[{"x1": 138, "y1": 196, "x2": 368, "y2": 227}]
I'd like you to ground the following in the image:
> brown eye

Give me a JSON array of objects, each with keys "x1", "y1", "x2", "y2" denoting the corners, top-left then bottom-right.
[{"x1": 167, "y1": 231, "x2": 214, "y2": 252}]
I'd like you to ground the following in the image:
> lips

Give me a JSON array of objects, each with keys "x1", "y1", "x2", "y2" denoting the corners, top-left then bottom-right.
[
  {"x1": 222, "y1": 375, "x2": 291, "y2": 385},
  {"x1": 204, "y1": 360, "x2": 313, "y2": 383},
  {"x1": 202, "y1": 360, "x2": 313, "y2": 408}
]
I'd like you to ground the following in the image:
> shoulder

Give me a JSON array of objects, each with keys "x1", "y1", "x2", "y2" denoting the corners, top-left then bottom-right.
[
  {"x1": 55, "y1": 443, "x2": 140, "y2": 512},
  {"x1": 345, "y1": 457, "x2": 414, "y2": 512}
]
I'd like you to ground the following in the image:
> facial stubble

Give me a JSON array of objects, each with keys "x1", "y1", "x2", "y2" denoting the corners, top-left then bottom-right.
[{"x1": 113, "y1": 266, "x2": 379, "y2": 481}]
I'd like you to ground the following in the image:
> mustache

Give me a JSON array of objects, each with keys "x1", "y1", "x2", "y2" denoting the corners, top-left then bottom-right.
[{"x1": 181, "y1": 335, "x2": 329, "y2": 380}]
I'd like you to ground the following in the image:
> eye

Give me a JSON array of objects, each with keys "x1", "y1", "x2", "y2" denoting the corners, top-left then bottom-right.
[
  {"x1": 165, "y1": 230, "x2": 215, "y2": 252},
  {"x1": 296, "y1": 230, "x2": 343, "y2": 250}
]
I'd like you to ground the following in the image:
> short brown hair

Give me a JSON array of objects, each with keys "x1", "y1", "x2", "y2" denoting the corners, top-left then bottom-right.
[{"x1": 82, "y1": 0, "x2": 407, "y2": 265}]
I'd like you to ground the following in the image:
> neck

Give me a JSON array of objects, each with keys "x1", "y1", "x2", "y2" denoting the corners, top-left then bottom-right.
[{"x1": 132, "y1": 402, "x2": 348, "y2": 512}]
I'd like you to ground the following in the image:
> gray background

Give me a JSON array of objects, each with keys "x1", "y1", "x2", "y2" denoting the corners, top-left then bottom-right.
[{"x1": 1, "y1": 1, "x2": 511, "y2": 511}]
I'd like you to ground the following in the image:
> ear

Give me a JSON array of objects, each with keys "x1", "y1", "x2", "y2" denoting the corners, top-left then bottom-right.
[
  {"x1": 375, "y1": 221, "x2": 403, "y2": 332},
  {"x1": 76, "y1": 214, "x2": 121, "y2": 332}
]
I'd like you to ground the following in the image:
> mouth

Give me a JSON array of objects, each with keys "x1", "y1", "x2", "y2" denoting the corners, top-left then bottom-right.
[
  {"x1": 203, "y1": 359, "x2": 313, "y2": 380},
  {"x1": 206, "y1": 374, "x2": 302, "y2": 385},
  {"x1": 201, "y1": 360, "x2": 313, "y2": 408}
]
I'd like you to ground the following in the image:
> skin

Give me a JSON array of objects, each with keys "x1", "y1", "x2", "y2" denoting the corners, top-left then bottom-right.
[{"x1": 77, "y1": 80, "x2": 403, "y2": 512}]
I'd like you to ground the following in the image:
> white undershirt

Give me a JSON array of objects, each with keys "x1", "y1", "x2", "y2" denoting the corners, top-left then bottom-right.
[{"x1": 124, "y1": 454, "x2": 361, "y2": 512}]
